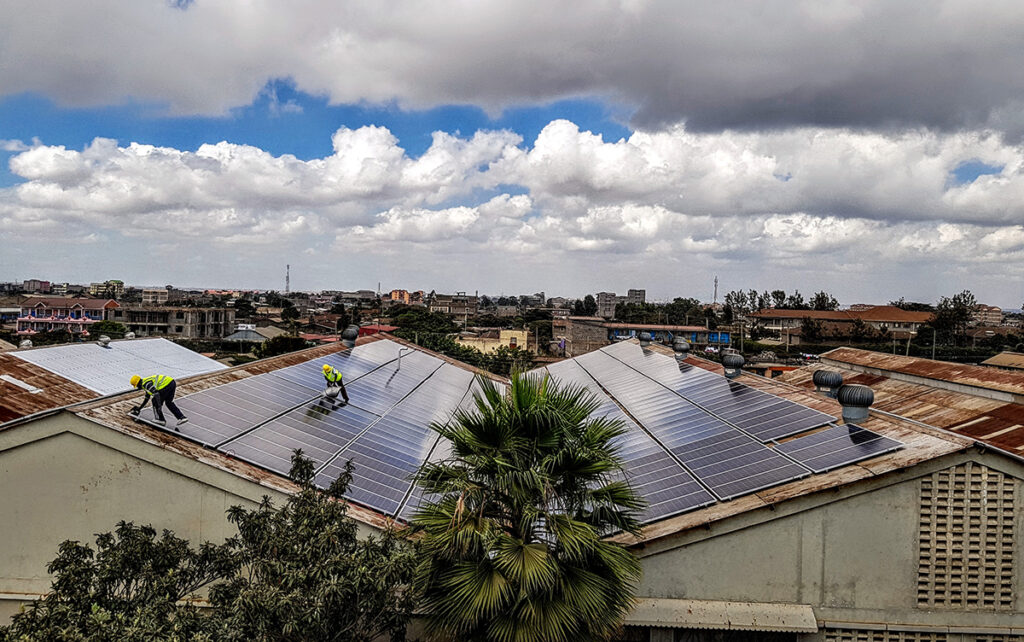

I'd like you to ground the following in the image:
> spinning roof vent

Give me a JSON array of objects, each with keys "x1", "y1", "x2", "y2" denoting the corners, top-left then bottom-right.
[
  {"x1": 341, "y1": 325, "x2": 359, "y2": 348},
  {"x1": 124, "y1": 332, "x2": 136, "y2": 339},
  {"x1": 18, "y1": 339, "x2": 32, "y2": 349},
  {"x1": 98, "y1": 335, "x2": 112, "y2": 348},
  {"x1": 812, "y1": 369, "x2": 843, "y2": 398},
  {"x1": 837, "y1": 384, "x2": 874, "y2": 423},
  {"x1": 673, "y1": 337, "x2": 690, "y2": 362},
  {"x1": 722, "y1": 352, "x2": 745, "y2": 379},
  {"x1": 638, "y1": 331, "x2": 652, "y2": 347}
]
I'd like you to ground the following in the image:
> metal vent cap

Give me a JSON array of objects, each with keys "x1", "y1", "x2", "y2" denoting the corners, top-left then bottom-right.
[
  {"x1": 837, "y1": 384, "x2": 874, "y2": 408},
  {"x1": 638, "y1": 331, "x2": 652, "y2": 347},
  {"x1": 673, "y1": 337, "x2": 690, "y2": 353},
  {"x1": 812, "y1": 369, "x2": 843, "y2": 389},
  {"x1": 341, "y1": 324, "x2": 359, "y2": 348}
]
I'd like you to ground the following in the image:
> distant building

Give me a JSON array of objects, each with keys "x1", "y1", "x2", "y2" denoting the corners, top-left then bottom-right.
[
  {"x1": 981, "y1": 351, "x2": 1024, "y2": 372},
  {"x1": 16, "y1": 297, "x2": 120, "y2": 335},
  {"x1": 553, "y1": 317, "x2": 729, "y2": 356},
  {"x1": 88, "y1": 280, "x2": 125, "y2": 298},
  {"x1": 21, "y1": 279, "x2": 50, "y2": 294},
  {"x1": 495, "y1": 305, "x2": 519, "y2": 318},
  {"x1": 456, "y1": 329, "x2": 531, "y2": 353},
  {"x1": 749, "y1": 305, "x2": 932, "y2": 341},
  {"x1": 50, "y1": 282, "x2": 87, "y2": 296},
  {"x1": 430, "y1": 293, "x2": 478, "y2": 319},
  {"x1": 973, "y1": 304, "x2": 1003, "y2": 326},
  {"x1": 389, "y1": 289, "x2": 411, "y2": 305},
  {"x1": 595, "y1": 289, "x2": 646, "y2": 319},
  {"x1": 141, "y1": 288, "x2": 170, "y2": 305},
  {"x1": 107, "y1": 306, "x2": 235, "y2": 339}
]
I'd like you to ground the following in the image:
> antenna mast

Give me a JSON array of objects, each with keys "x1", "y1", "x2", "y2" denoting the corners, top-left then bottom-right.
[
  {"x1": 285, "y1": 264, "x2": 290, "y2": 294},
  {"x1": 713, "y1": 275, "x2": 718, "y2": 304}
]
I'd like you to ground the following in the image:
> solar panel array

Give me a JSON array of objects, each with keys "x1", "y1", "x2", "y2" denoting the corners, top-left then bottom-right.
[
  {"x1": 144, "y1": 338, "x2": 483, "y2": 520},
  {"x1": 136, "y1": 337, "x2": 903, "y2": 525},
  {"x1": 12, "y1": 338, "x2": 226, "y2": 394}
]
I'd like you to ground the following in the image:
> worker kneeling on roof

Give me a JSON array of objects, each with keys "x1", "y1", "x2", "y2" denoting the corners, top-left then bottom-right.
[
  {"x1": 129, "y1": 374, "x2": 188, "y2": 430},
  {"x1": 322, "y1": 364, "x2": 349, "y2": 404}
]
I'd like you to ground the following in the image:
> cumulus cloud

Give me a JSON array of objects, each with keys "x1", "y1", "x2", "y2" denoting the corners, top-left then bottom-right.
[
  {"x1": 4, "y1": 1, "x2": 1024, "y2": 134},
  {"x1": 4, "y1": 119, "x2": 1024, "y2": 300}
]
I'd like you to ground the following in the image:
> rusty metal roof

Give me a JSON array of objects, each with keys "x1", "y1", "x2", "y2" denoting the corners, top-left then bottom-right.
[
  {"x1": 778, "y1": 360, "x2": 1024, "y2": 454},
  {"x1": 751, "y1": 306, "x2": 932, "y2": 323},
  {"x1": 0, "y1": 354, "x2": 97, "y2": 423},
  {"x1": 981, "y1": 351, "x2": 1024, "y2": 371},
  {"x1": 819, "y1": 347, "x2": 1024, "y2": 398}
]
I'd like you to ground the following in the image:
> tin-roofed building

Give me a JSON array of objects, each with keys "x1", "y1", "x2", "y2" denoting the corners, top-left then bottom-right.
[{"x1": 2, "y1": 339, "x2": 1024, "y2": 638}]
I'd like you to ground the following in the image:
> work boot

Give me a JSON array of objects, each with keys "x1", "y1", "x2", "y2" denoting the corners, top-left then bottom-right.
[
  {"x1": 153, "y1": 419, "x2": 166, "y2": 427},
  {"x1": 177, "y1": 417, "x2": 189, "y2": 426}
]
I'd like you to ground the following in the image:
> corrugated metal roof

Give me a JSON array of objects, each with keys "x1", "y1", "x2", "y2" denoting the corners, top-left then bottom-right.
[
  {"x1": 0, "y1": 354, "x2": 96, "y2": 423},
  {"x1": 981, "y1": 351, "x2": 1024, "y2": 370},
  {"x1": 626, "y1": 598, "x2": 817, "y2": 632},
  {"x1": 751, "y1": 306, "x2": 932, "y2": 323},
  {"x1": 820, "y1": 347, "x2": 1024, "y2": 397},
  {"x1": 10, "y1": 338, "x2": 226, "y2": 395},
  {"x1": 778, "y1": 362, "x2": 1024, "y2": 454}
]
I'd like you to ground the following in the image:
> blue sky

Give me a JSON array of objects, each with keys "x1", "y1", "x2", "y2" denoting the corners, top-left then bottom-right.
[{"x1": 2, "y1": 1, "x2": 1024, "y2": 306}]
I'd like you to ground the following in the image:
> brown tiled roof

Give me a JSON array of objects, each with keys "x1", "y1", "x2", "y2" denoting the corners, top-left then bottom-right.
[
  {"x1": 22, "y1": 297, "x2": 119, "y2": 310},
  {"x1": 750, "y1": 305, "x2": 931, "y2": 323}
]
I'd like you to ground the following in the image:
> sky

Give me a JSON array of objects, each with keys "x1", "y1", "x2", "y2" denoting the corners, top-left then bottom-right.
[{"x1": 2, "y1": 1, "x2": 1024, "y2": 307}]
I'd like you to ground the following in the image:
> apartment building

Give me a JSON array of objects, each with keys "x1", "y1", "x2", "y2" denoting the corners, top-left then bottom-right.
[
  {"x1": 106, "y1": 306, "x2": 235, "y2": 338},
  {"x1": 595, "y1": 289, "x2": 646, "y2": 319},
  {"x1": 87, "y1": 280, "x2": 125, "y2": 298},
  {"x1": 973, "y1": 304, "x2": 1003, "y2": 326},
  {"x1": 16, "y1": 297, "x2": 120, "y2": 335}
]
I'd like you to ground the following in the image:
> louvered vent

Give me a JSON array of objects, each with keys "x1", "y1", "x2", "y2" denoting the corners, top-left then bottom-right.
[
  {"x1": 825, "y1": 630, "x2": 947, "y2": 642},
  {"x1": 918, "y1": 462, "x2": 1016, "y2": 610}
]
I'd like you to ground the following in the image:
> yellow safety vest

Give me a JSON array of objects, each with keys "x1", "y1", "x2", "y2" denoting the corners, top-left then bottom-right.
[
  {"x1": 141, "y1": 374, "x2": 173, "y2": 395},
  {"x1": 324, "y1": 368, "x2": 343, "y2": 384}
]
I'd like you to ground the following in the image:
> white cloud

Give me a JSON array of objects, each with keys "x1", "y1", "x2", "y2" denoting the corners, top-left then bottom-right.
[
  {"x1": 4, "y1": 120, "x2": 1024, "y2": 302},
  {"x1": 0, "y1": 139, "x2": 29, "y2": 152}
]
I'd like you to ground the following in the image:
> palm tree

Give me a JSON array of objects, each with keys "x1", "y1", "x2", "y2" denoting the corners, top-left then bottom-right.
[{"x1": 412, "y1": 372, "x2": 644, "y2": 642}]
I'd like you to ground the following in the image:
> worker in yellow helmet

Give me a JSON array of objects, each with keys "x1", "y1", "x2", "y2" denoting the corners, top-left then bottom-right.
[
  {"x1": 322, "y1": 364, "x2": 349, "y2": 404},
  {"x1": 129, "y1": 374, "x2": 188, "y2": 430}
]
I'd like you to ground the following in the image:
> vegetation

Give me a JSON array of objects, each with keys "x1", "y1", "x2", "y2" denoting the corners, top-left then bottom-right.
[
  {"x1": 0, "y1": 453, "x2": 418, "y2": 642},
  {"x1": 253, "y1": 335, "x2": 309, "y2": 359},
  {"x1": 89, "y1": 320, "x2": 129, "y2": 337},
  {"x1": 930, "y1": 289, "x2": 978, "y2": 346},
  {"x1": 571, "y1": 294, "x2": 598, "y2": 316},
  {"x1": 412, "y1": 374, "x2": 644, "y2": 642}
]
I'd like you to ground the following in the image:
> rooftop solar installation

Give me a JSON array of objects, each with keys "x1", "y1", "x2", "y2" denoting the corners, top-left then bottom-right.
[
  {"x1": 544, "y1": 359, "x2": 716, "y2": 521},
  {"x1": 774, "y1": 424, "x2": 904, "y2": 473},
  {"x1": 11, "y1": 338, "x2": 226, "y2": 395},
  {"x1": 601, "y1": 341, "x2": 834, "y2": 442},
  {"x1": 126, "y1": 337, "x2": 902, "y2": 525}
]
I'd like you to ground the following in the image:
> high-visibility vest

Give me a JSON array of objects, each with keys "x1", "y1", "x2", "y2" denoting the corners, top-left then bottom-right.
[
  {"x1": 324, "y1": 368, "x2": 343, "y2": 384},
  {"x1": 141, "y1": 374, "x2": 173, "y2": 395}
]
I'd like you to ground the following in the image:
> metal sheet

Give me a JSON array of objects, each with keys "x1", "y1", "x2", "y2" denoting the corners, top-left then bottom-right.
[{"x1": 10, "y1": 338, "x2": 226, "y2": 395}]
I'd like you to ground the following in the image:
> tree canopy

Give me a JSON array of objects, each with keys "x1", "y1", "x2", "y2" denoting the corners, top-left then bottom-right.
[{"x1": 412, "y1": 374, "x2": 644, "y2": 642}]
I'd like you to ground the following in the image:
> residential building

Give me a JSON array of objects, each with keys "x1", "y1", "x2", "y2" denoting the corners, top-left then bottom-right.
[
  {"x1": 87, "y1": 280, "x2": 125, "y2": 298},
  {"x1": 429, "y1": 293, "x2": 478, "y2": 319},
  {"x1": 16, "y1": 297, "x2": 120, "y2": 335},
  {"x1": 626, "y1": 288, "x2": 645, "y2": 304},
  {"x1": 749, "y1": 305, "x2": 932, "y2": 341},
  {"x1": 106, "y1": 306, "x2": 235, "y2": 338},
  {"x1": 973, "y1": 304, "x2": 1003, "y2": 326},
  {"x1": 496, "y1": 305, "x2": 519, "y2": 317},
  {"x1": 552, "y1": 317, "x2": 730, "y2": 356},
  {"x1": 388, "y1": 289, "x2": 411, "y2": 305},
  {"x1": 455, "y1": 329, "x2": 531, "y2": 353},
  {"x1": 21, "y1": 279, "x2": 50, "y2": 294},
  {"x1": 223, "y1": 324, "x2": 287, "y2": 343},
  {"x1": 981, "y1": 351, "x2": 1024, "y2": 371},
  {"x1": 596, "y1": 291, "x2": 620, "y2": 318},
  {"x1": 50, "y1": 283, "x2": 87, "y2": 296},
  {"x1": 141, "y1": 288, "x2": 170, "y2": 305}
]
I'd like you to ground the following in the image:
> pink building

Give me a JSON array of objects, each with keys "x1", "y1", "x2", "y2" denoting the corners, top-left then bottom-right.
[{"x1": 16, "y1": 297, "x2": 120, "y2": 335}]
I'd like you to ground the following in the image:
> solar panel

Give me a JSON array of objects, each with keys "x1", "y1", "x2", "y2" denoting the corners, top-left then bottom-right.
[
  {"x1": 173, "y1": 374, "x2": 316, "y2": 446},
  {"x1": 11, "y1": 338, "x2": 225, "y2": 394},
  {"x1": 222, "y1": 402, "x2": 379, "y2": 474},
  {"x1": 342, "y1": 349, "x2": 445, "y2": 415},
  {"x1": 543, "y1": 359, "x2": 716, "y2": 521},
  {"x1": 270, "y1": 340, "x2": 408, "y2": 391},
  {"x1": 600, "y1": 342, "x2": 834, "y2": 442},
  {"x1": 575, "y1": 349, "x2": 810, "y2": 501},
  {"x1": 318, "y1": 364, "x2": 475, "y2": 515},
  {"x1": 774, "y1": 424, "x2": 903, "y2": 473}
]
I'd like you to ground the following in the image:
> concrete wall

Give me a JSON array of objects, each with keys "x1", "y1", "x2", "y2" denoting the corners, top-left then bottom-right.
[
  {"x1": 0, "y1": 412, "x2": 377, "y2": 622},
  {"x1": 636, "y1": 451, "x2": 1024, "y2": 635}
]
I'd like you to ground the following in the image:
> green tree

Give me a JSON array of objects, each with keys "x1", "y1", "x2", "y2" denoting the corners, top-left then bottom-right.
[
  {"x1": 800, "y1": 316, "x2": 826, "y2": 343},
  {"x1": 770, "y1": 290, "x2": 787, "y2": 308},
  {"x1": 1, "y1": 522, "x2": 234, "y2": 641},
  {"x1": 889, "y1": 297, "x2": 934, "y2": 313},
  {"x1": 253, "y1": 335, "x2": 308, "y2": 359},
  {"x1": 784, "y1": 290, "x2": 808, "y2": 310},
  {"x1": 90, "y1": 320, "x2": 129, "y2": 337},
  {"x1": 413, "y1": 374, "x2": 644, "y2": 642},
  {"x1": 210, "y1": 452, "x2": 418, "y2": 642},
  {"x1": 281, "y1": 306, "x2": 300, "y2": 322},
  {"x1": 582, "y1": 294, "x2": 598, "y2": 316},
  {"x1": 931, "y1": 290, "x2": 978, "y2": 345},
  {"x1": 810, "y1": 291, "x2": 839, "y2": 311}
]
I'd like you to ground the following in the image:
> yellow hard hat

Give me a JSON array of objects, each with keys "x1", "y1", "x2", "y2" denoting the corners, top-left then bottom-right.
[
  {"x1": 130, "y1": 375, "x2": 141, "y2": 387},
  {"x1": 322, "y1": 364, "x2": 332, "y2": 373}
]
